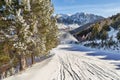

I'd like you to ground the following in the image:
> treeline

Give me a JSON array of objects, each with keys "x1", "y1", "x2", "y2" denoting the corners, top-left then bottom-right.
[
  {"x1": 0, "y1": 0, "x2": 58, "y2": 79},
  {"x1": 77, "y1": 13, "x2": 120, "y2": 46}
]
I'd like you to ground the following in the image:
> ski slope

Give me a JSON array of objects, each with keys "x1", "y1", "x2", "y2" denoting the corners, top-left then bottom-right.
[{"x1": 4, "y1": 32, "x2": 120, "y2": 80}]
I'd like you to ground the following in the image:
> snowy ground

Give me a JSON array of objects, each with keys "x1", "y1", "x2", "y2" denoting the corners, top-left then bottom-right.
[
  {"x1": 4, "y1": 44, "x2": 120, "y2": 80},
  {"x1": 57, "y1": 23, "x2": 80, "y2": 30},
  {"x1": 4, "y1": 32, "x2": 120, "y2": 80}
]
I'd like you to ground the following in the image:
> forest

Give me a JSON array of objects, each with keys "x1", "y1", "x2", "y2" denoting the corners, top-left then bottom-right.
[{"x1": 0, "y1": 0, "x2": 58, "y2": 79}]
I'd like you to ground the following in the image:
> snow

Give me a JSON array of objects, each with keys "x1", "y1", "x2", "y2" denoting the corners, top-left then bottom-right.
[
  {"x1": 4, "y1": 43, "x2": 120, "y2": 80},
  {"x1": 57, "y1": 23, "x2": 79, "y2": 30},
  {"x1": 81, "y1": 26, "x2": 120, "y2": 54},
  {"x1": 4, "y1": 32, "x2": 120, "y2": 80},
  {"x1": 68, "y1": 24, "x2": 80, "y2": 30},
  {"x1": 59, "y1": 32, "x2": 78, "y2": 44},
  {"x1": 57, "y1": 12, "x2": 104, "y2": 28},
  {"x1": 57, "y1": 23, "x2": 68, "y2": 29},
  {"x1": 57, "y1": 13, "x2": 104, "y2": 33},
  {"x1": 56, "y1": 14, "x2": 70, "y2": 19},
  {"x1": 108, "y1": 27, "x2": 119, "y2": 41},
  {"x1": 81, "y1": 41, "x2": 120, "y2": 56}
]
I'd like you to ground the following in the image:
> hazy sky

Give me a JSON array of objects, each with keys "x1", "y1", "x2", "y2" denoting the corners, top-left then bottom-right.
[{"x1": 52, "y1": 0, "x2": 120, "y2": 17}]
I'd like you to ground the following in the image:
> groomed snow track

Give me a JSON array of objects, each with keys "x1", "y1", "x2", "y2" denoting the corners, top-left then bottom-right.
[{"x1": 49, "y1": 45, "x2": 120, "y2": 80}]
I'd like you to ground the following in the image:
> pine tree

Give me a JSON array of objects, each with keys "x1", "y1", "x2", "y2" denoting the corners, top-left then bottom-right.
[
  {"x1": 91, "y1": 23, "x2": 100, "y2": 40},
  {"x1": 30, "y1": 0, "x2": 58, "y2": 55},
  {"x1": 102, "y1": 21, "x2": 110, "y2": 31},
  {"x1": 0, "y1": 0, "x2": 58, "y2": 78},
  {"x1": 100, "y1": 30, "x2": 108, "y2": 44}
]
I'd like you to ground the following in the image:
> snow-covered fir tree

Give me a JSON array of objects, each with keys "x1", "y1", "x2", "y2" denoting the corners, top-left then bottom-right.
[{"x1": 0, "y1": 0, "x2": 58, "y2": 79}]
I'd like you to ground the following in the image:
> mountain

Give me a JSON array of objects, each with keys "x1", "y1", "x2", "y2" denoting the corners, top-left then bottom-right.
[
  {"x1": 75, "y1": 13, "x2": 120, "y2": 53},
  {"x1": 56, "y1": 12, "x2": 104, "y2": 26}
]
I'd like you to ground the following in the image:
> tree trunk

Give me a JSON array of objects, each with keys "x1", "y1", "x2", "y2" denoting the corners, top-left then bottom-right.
[
  {"x1": 31, "y1": 53, "x2": 35, "y2": 65},
  {"x1": 19, "y1": 55, "x2": 27, "y2": 71}
]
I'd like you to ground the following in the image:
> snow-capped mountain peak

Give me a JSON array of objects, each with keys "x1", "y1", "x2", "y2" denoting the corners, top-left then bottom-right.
[
  {"x1": 57, "y1": 12, "x2": 104, "y2": 25},
  {"x1": 56, "y1": 12, "x2": 104, "y2": 30}
]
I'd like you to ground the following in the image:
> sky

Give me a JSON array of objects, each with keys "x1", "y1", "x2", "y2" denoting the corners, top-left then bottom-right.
[{"x1": 52, "y1": 0, "x2": 120, "y2": 17}]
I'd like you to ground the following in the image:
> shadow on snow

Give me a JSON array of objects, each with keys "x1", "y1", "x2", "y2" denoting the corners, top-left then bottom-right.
[{"x1": 60, "y1": 44, "x2": 120, "y2": 70}]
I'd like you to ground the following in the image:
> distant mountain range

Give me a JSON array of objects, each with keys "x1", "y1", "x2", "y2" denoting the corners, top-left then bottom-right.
[{"x1": 56, "y1": 12, "x2": 104, "y2": 26}]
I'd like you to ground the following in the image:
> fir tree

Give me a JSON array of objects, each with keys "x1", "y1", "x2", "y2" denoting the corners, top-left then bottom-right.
[{"x1": 0, "y1": 0, "x2": 58, "y2": 78}]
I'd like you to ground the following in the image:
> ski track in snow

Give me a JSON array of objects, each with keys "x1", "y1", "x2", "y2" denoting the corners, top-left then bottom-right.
[
  {"x1": 50, "y1": 45, "x2": 120, "y2": 80},
  {"x1": 4, "y1": 44, "x2": 120, "y2": 80}
]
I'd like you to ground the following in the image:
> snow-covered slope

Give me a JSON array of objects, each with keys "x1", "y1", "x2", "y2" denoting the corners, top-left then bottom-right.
[
  {"x1": 59, "y1": 31, "x2": 78, "y2": 44},
  {"x1": 79, "y1": 26, "x2": 120, "y2": 53},
  {"x1": 57, "y1": 23, "x2": 79, "y2": 30},
  {"x1": 4, "y1": 31, "x2": 120, "y2": 80},
  {"x1": 108, "y1": 27, "x2": 119, "y2": 41},
  {"x1": 75, "y1": 13, "x2": 120, "y2": 53},
  {"x1": 4, "y1": 44, "x2": 120, "y2": 80}
]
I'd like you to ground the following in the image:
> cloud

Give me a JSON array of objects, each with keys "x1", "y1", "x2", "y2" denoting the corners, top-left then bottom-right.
[{"x1": 54, "y1": 3, "x2": 120, "y2": 17}]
